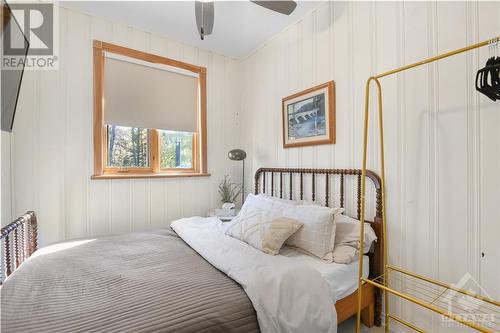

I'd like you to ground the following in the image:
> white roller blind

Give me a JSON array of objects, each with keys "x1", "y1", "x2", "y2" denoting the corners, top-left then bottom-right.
[{"x1": 103, "y1": 54, "x2": 198, "y2": 132}]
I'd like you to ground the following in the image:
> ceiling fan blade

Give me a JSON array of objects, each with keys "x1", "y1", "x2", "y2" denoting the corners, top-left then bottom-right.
[
  {"x1": 251, "y1": 1, "x2": 297, "y2": 15},
  {"x1": 195, "y1": 1, "x2": 214, "y2": 40}
]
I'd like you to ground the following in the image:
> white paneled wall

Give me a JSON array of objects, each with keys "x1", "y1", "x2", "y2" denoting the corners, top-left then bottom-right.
[
  {"x1": 240, "y1": 1, "x2": 499, "y2": 331},
  {"x1": 1, "y1": 132, "x2": 12, "y2": 226},
  {"x1": 3, "y1": 2, "x2": 499, "y2": 331},
  {"x1": 8, "y1": 7, "x2": 242, "y2": 245}
]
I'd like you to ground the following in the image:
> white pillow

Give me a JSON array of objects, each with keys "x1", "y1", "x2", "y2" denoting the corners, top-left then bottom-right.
[
  {"x1": 240, "y1": 193, "x2": 288, "y2": 216},
  {"x1": 256, "y1": 193, "x2": 319, "y2": 206},
  {"x1": 225, "y1": 209, "x2": 303, "y2": 255},
  {"x1": 332, "y1": 214, "x2": 378, "y2": 264},
  {"x1": 282, "y1": 205, "x2": 344, "y2": 262}
]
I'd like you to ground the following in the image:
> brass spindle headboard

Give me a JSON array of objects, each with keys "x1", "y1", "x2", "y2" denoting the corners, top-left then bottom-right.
[{"x1": 0, "y1": 211, "x2": 38, "y2": 283}]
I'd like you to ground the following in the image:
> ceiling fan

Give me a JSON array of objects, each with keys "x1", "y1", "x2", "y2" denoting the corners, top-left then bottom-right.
[{"x1": 195, "y1": 1, "x2": 298, "y2": 40}]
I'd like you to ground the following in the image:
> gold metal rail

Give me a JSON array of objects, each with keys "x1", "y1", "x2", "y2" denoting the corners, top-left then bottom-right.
[
  {"x1": 363, "y1": 271, "x2": 498, "y2": 333},
  {"x1": 388, "y1": 314, "x2": 426, "y2": 333},
  {"x1": 355, "y1": 36, "x2": 500, "y2": 333}
]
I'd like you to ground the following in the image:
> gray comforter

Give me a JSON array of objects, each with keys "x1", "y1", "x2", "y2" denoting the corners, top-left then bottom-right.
[{"x1": 1, "y1": 229, "x2": 259, "y2": 333}]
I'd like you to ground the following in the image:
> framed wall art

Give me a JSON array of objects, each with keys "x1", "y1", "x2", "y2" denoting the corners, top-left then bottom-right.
[{"x1": 282, "y1": 81, "x2": 335, "y2": 148}]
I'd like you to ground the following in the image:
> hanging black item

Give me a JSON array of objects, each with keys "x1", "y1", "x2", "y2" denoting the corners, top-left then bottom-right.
[
  {"x1": 476, "y1": 38, "x2": 500, "y2": 101},
  {"x1": 194, "y1": 1, "x2": 297, "y2": 40}
]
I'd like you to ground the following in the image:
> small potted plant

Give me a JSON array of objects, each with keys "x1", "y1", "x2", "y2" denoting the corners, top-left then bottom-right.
[{"x1": 217, "y1": 175, "x2": 241, "y2": 216}]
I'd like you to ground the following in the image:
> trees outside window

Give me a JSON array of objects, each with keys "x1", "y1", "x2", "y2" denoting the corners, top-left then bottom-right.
[
  {"x1": 106, "y1": 126, "x2": 194, "y2": 171},
  {"x1": 107, "y1": 126, "x2": 149, "y2": 168}
]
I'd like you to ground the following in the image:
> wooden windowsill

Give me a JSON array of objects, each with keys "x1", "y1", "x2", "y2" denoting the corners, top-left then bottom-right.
[{"x1": 91, "y1": 172, "x2": 211, "y2": 180}]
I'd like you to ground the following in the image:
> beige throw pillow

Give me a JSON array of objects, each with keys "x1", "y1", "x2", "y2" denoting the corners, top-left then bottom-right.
[{"x1": 226, "y1": 210, "x2": 303, "y2": 255}]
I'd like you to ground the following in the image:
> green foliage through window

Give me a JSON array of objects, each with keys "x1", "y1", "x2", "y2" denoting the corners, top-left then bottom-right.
[
  {"x1": 107, "y1": 125, "x2": 149, "y2": 167},
  {"x1": 160, "y1": 130, "x2": 194, "y2": 169},
  {"x1": 106, "y1": 126, "x2": 194, "y2": 170}
]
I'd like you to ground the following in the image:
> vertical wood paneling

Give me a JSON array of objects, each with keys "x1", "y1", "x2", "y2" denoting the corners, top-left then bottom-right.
[
  {"x1": 240, "y1": 2, "x2": 499, "y2": 329},
  {"x1": 300, "y1": 14, "x2": 315, "y2": 167},
  {"x1": 1, "y1": 132, "x2": 13, "y2": 226},
  {"x1": 88, "y1": 181, "x2": 110, "y2": 236},
  {"x1": 5, "y1": 2, "x2": 499, "y2": 328},
  {"x1": 315, "y1": 4, "x2": 333, "y2": 169},
  {"x1": 110, "y1": 180, "x2": 130, "y2": 234},
  {"x1": 401, "y1": 2, "x2": 437, "y2": 326},
  {"x1": 436, "y1": 2, "x2": 470, "y2": 285},
  {"x1": 287, "y1": 25, "x2": 300, "y2": 169},
  {"x1": 477, "y1": 1, "x2": 500, "y2": 301},
  {"x1": 164, "y1": 180, "x2": 181, "y2": 223},
  {"x1": 38, "y1": 62, "x2": 63, "y2": 244},
  {"x1": 149, "y1": 180, "x2": 165, "y2": 227},
  {"x1": 11, "y1": 68, "x2": 37, "y2": 240},
  {"x1": 9, "y1": 7, "x2": 240, "y2": 245},
  {"x1": 374, "y1": 0, "x2": 400, "y2": 256},
  {"x1": 426, "y1": 0, "x2": 440, "y2": 311},
  {"x1": 130, "y1": 181, "x2": 147, "y2": 232},
  {"x1": 65, "y1": 10, "x2": 89, "y2": 239},
  {"x1": 403, "y1": 1, "x2": 432, "y2": 274},
  {"x1": 88, "y1": 16, "x2": 113, "y2": 237},
  {"x1": 331, "y1": 2, "x2": 351, "y2": 170}
]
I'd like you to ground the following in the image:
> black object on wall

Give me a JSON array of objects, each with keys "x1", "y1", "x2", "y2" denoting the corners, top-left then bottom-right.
[{"x1": 1, "y1": 0, "x2": 29, "y2": 132}]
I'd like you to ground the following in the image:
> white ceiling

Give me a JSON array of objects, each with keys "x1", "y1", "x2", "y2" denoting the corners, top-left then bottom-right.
[{"x1": 61, "y1": 1, "x2": 324, "y2": 59}]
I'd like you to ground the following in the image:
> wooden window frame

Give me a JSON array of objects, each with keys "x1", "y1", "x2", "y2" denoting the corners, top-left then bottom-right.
[{"x1": 92, "y1": 40, "x2": 209, "y2": 180}]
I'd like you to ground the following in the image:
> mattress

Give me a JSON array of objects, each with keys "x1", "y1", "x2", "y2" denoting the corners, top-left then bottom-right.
[{"x1": 279, "y1": 246, "x2": 370, "y2": 300}]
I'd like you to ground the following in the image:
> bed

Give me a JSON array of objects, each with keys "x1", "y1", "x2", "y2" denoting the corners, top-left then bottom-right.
[
  {"x1": 0, "y1": 167, "x2": 383, "y2": 333},
  {"x1": 252, "y1": 168, "x2": 383, "y2": 328}
]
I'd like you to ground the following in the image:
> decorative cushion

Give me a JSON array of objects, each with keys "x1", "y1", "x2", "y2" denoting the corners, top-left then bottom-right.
[{"x1": 226, "y1": 209, "x2": 303, "y2": 255}]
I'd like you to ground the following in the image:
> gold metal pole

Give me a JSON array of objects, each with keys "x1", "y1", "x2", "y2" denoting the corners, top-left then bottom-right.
[
  {"x1": 356, "y1": 76, "x2": 388, "y2": 332},
  {"x1": 355, "y1": 76, "x2": 372, "y2": 333},
  {"x1": 375, "y1": 37, "x2": 499, "y2": 79},
  {"x1": 372, "y1": 76, "x2": 389, "y2": 333},
  {"x1": 356, "y1": 76, "x2": 389, "y2": 332}
]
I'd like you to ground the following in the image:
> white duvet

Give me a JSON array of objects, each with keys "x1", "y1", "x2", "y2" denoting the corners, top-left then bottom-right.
[{"x1": 171, "y1": 217, "x2": 337, "y2": 333}]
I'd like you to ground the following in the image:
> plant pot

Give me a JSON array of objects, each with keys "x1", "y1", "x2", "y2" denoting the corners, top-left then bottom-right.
[{"x1": 216, "y1": 202, "x2": 236, "y2": 217}]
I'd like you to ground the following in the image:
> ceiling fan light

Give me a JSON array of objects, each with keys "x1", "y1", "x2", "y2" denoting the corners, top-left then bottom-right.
[{"x1": 195, "y1": 0, "x2": 214, "y2": 40}]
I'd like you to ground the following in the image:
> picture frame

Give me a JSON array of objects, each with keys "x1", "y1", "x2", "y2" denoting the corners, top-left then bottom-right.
[{"x1": 282, "y1": 81, "x2": 335, "y2": 148}]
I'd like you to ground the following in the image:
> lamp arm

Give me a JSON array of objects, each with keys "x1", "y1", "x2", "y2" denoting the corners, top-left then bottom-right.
[{"x1": 241, "y1": 159, "x2": 245, "y2": 207}]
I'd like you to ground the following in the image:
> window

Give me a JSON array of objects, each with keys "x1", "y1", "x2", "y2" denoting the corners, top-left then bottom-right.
[
  {"x1": 159, "y1": 130, "x2": 194, "y2": 169},
  {"x1": 107, "y1": 126, "x2": 150, "y2": 168},
  {"x1": 92, "y1": 41, "x2": 208, "y2": 179}
]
